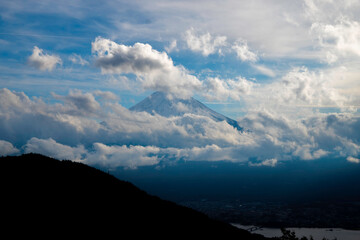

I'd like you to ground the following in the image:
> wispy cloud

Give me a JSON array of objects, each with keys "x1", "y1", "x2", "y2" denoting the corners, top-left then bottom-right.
[
  {"x1": 252, "y1": 64, "x2": 276, "y2": 77},
  {"x1": 165, "y1": 40, "x2": 178, "y2": 53},
  {"x1": 69, "y1": 54, "x2": 89, "y2": 66}
]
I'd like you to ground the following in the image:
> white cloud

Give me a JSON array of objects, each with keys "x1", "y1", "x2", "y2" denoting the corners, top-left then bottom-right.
[
  {"x1": 241, "y1": 64, "x2": 360, "y2": 117},
  {"x1": 92, "y1": 37, "x2": 202, "y2": 98},
  {"x1": 347, "y1": 156, "x2": 360, "y2": 163},
  {"x1": 172, "y1": 144, "x2": 239, "y2": 162},
  {"x1": 304, "y1": 0, "x2": 360, "y2": 22},
  {"x1": 293, "y1": 145, "x2": 329, "y2": 160},
  {"x1": 28, "y1": 46, "x2": 62, "y2": 71},
  {"x1": 203, "y1": 76, "x2": 255, "y2": 101},
  {"x1": 108, "y1": 0, "x2": 313, "y2": 59},
  {"x1": 52, "y1": 89, "x2": 100, "y2": 115},
  {"x1": 165, "y1": 40, "x2": 178, "y2": 53},
  {"x1": 91, "y1": 37, "x2": 258, "y2": 101},
  {"x1": 87, "y1": 143, "x2": 161, "y2": 169},
  {"x1": 280, "y1": 67, "x2": 348, "y2": 106},
  {"x1": 232, "y1": 39, "x2": 258, "y2": 62},
  {"x1": 249, "y1": 158, "x2": 278, "y2": 167},
  {"x1": 184, "y1": 28, "x2": 227, "y2": 56},
  {"x1": 0, "y1": 140, "x2": 19, "y2": 156},
  {"x1": 240, "y1": 110, "x2": 360, "y2": 161},
  {"x1": 311, "y1": 17, "x2": 360, "y2": 63},
  {"x1": 262, "y1": 158, "x2": 278, "y2": 167},
  {"x1": 25, "y1": 137, "x2": 86, "y2": 161},
  {"x1": 0, "y1": 88, "x2": 33, "y2": 111},
  {"x1": 280, "y1": 67, "x2": 330, "y2": 105},
  {"x1": 8, "y1": 0, "x2": 360, "y2": 62},
  {"x1": 69, "y1": 54, "x2": 89, "y2": 66},
  {"x1": 0, "y1": 88, "x2": 245, "y2": 149},
  {"x1": 245, "y1": 67, "x2": 349, "y2": 111},
  {"x1": 184, "y1": 29, "x2": 259, "y2": 62}
]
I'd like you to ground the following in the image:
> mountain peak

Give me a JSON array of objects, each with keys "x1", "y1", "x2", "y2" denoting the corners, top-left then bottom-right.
[{"x1": 130, "y1": 91, "x2": 243, "y2": 131}]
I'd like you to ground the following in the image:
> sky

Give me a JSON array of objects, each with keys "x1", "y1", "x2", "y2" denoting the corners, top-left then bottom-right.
[{"x1": 0, "y1": 0, "x2": 359, "y2": 169}]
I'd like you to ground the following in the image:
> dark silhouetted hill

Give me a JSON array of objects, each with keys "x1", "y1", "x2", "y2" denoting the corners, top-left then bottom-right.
[{"x1": 1, "y1": 153, "x2": 267, "y2": 239}]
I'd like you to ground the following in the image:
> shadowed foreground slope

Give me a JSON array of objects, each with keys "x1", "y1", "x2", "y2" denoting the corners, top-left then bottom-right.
[{"x1": 1, "y1": 154, "x2": 267, "y2": 239}]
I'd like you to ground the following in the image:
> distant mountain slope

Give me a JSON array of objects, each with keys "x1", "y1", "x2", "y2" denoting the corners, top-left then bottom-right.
[
  {"x1": 130, "y1": 91, "x2": 243, "y2": 131},
  {"x1": 0, "y1": 154, "x2": 266, "y2": 239}
]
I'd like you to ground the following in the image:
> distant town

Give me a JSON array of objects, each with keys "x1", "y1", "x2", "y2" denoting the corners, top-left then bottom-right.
[{"x1": 180, "y1": 199, "x2": 360, "y2": 230}]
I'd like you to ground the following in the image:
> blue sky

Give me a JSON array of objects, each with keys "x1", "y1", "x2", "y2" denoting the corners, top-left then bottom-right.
[{"x1": 0, "y1": 0, "x2": 360, "y2": 168}]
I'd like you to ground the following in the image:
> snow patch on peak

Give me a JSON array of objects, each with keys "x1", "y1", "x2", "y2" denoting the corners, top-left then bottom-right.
[{"x1": 130, "y1": 91, "x2": 243, "y2": 131}]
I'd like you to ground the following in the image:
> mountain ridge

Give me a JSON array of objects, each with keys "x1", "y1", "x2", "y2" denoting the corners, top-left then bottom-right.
[{"x1": 1, "y1": 153, "x2": 267, "y2": 239}]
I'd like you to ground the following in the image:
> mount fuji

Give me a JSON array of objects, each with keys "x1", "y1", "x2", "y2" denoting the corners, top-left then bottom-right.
[{"x1": 130, "y1": 91, "x2": 243, "y2": 131}]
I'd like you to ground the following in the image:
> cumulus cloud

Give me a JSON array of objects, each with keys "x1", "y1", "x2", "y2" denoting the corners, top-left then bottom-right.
[
  {"x1": 28, "y1": 46, "x2": 62, "y2": 71},
  {"x1": 0, "y1": 88, "x2": 245, "y2": 149},
  {"x1": 52, "y1": 89, "x2": 100, "y2": 115},
  {"x1": 184, "y1": 28, "x2": 227, "y2": 56},
  {"x1": 249, "y1": 158, "x2": 278, "y2": 167},
  {"x1": 92, "y1": 37, "x2": 202, "y2": 98},
  {"x1": 91, "y1": 37, "x2": 259, "y2": 101},
  {"x1": 347, "y1": 156, "x2": 360, "y2": 163},
  {"x1": 170, "y1": 144, "x2": 239, "y2": 162},
  {"x1": 87, "y1": 143, "x2": 161, "y2": 169},
  {"x1": 240, "y1": 110, "x2": 360, "y2": 161},
  {"x1": 0, "y1": 140, "x2": 19, "y2": 156},
  {"x1": 203, "y1": 76, "x2": 255, "y2": 101},
  {"x1": 293, "y1": 146, "x2": 329, "y2": 161},
  {"x1": 25, "y1": 137, "x2": 86, "y2": 161},
  {"x1": 232, "y1": 39, "x2": 258, "y2": 62},
  {"x1": 311, "y1": 17, "x2": 360, "y2": 63},
  {"x1": 183, "y1": 29, "x2": 260, "y2": 63},
  {"x1": 244, "y1": 67, "x2": 349, "y2": 111},
  {"x1": 0, "y1": 88, "x2": 33, "y2": 111},
  {"x1": 279, "y1": 67, "x2": 347, "y2": 106}
]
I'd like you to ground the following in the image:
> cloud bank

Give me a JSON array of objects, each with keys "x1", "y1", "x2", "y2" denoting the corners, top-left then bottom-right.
[{"x1": 0, "y1": 88, "x2": 359, "y2": 169}]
